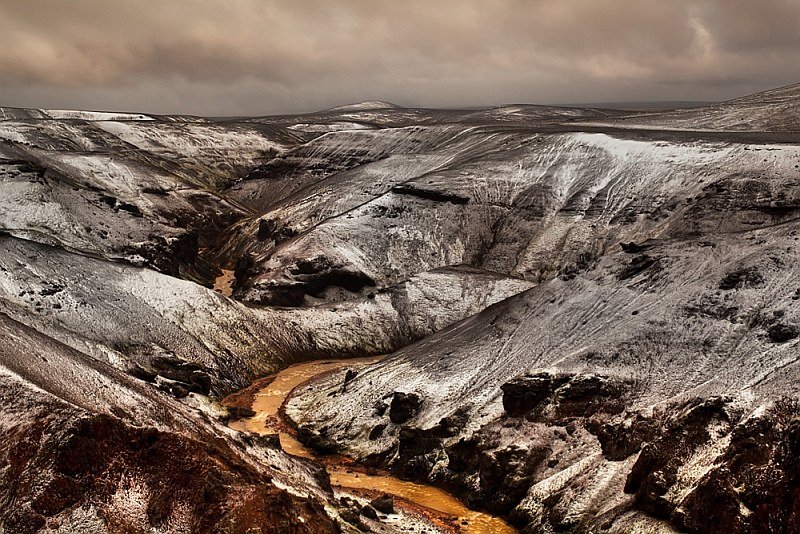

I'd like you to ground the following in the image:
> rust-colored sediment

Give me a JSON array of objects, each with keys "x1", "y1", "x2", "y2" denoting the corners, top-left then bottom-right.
[
  {"x1": 222, "y1": 374, "x2": 276, "y2": 413},
  {"x1": 224, "y1": 356, "x2": 517, "y2": 534},
  {"x1": 213, "y1": 269, "x2": 235, "y2": 297}
]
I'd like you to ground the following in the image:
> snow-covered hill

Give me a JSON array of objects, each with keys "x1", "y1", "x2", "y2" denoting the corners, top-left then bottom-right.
[{"x1": 578, "y1": 82, "x2": 800, "y2": 132}]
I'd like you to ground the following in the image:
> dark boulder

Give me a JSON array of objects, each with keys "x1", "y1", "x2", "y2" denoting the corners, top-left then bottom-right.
[
  {"x1": 370, "y1": 494, "x2": 394, "y2": 514},
  {"x1": 767, "y1": 323, "x2": 799, "y2": 343},
  {"x1": 621, "y1": 242, "x2": 652, "y2": 253},
  {"x1": 359, "y1": 505, "x2": 379, "y2": 520},
  {"x1": 389, "y1": 391, "x2": 423, "y2": 424},
  {"x1": 719, "y1": 266, "x2": 764, "y2": 290}
]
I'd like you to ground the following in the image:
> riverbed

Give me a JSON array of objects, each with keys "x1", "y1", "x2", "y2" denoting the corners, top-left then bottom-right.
[
  {"x1": 226, "y1": 357, "x2": 515, "y2": 533},
  {"x1": 213, "y1": 269, "x2": 235, "y2": 297}
]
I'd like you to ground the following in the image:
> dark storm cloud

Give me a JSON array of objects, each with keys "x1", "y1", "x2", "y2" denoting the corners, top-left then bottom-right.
[{"x1": 0, "y1": 0, "x2": 798, "y2": 115}]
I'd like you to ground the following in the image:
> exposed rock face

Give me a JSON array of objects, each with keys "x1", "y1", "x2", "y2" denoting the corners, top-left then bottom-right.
[
  {"x1": 0, "y1": 235, "x2": 532, "y2": 394},
  {"x1": 390, "y1": 391, "x2": 424, "y2": 424},
  {"x1": 503, "y1": 372, "x2": 631, "y2": 420},
  {"x1": 623, "y1": 397, "x2": 734, "y2": 518},
  {"x1": 0, "y1": 409, "x2": 336, "y2": 534},
  {"x1": 0, "y1": 313, "x2": 341, "y2": 533},
  {"x1": 289, "y1": 226, "x2": 800, "y2": 529},
  {"x1": 501, "y1": 374, "x2": 561, "y2": 416}
]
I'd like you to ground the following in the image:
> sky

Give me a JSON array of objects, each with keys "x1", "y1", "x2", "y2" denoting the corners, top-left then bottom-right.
[{"x1": 1, "y1": 0, "x2": 799, "y2": 116}]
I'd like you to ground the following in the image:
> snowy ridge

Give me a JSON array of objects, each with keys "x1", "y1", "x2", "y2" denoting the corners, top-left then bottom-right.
[
  {"x1": 325, "y1": 100, "x2": 402, "y2": 112},
  {"x1": 43, "y1": 109, "x2": 156, "y2": 121}
]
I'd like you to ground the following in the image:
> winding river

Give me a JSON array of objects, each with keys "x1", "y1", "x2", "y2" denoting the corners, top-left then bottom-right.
[{"x1": 226, "y1": 357, "x2": 515, "y2": 533}]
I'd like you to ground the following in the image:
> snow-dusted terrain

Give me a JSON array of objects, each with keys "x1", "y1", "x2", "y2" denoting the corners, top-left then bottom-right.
[
  {"x1": 1, "y1": 83, "x2": 799, "y2": 533},
  {"x1": 282, "y1": 87, "x2": 800, "y2": 532},
  {"x1": 576, "y1": 82, "x2": 800, "y2": 133}
]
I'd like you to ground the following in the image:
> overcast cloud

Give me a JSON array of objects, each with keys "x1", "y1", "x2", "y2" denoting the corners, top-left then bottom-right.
[{"x1": 1, "y1": 0, "x2": 798, "y2": 115}]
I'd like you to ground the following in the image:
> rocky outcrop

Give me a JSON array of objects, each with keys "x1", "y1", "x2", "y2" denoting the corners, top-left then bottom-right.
[
  {"x1": 671, "y1": 401, "x2": 800, "y2": 533},
  {"x1": 501, "y1": 373, "x2": 567, "y2": 416},
  {"x1": 0, "y1": 235, "x2": 533, "y2": 396},
  {"x1": 624, "y1": 397, "x2": 735, "y2": 518},
  {"x1": 0, "y1": 409, "x2": 337, "y2": 534},
  {"x1": 0, "y1": 311, "x2": 349, "y2": 533},
  {"x1": 382, "y1": 373, "x2": 635, "y2": 515},
  {"x1": 390, "y1": 184, "x2": 470, "y2": 204},
  {"x1": 390, "y1": 391, "x2": 424, "y2": 424}
]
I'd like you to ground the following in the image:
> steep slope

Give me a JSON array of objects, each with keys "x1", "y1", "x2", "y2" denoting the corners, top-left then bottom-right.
[
  {"x1": 224, "y1": 129, "x2": 800, "y2": 309},
  {"x1": 0, "y1": 234, "x2": 531, "y2": 394},
  {"x1": 93, "y1": 120, "x2": 297, "y2": 189},
  {"x1": 0, "y1": 148, "x2": 239, "y2": 283},
  {"x1": 0, "y1": 312, "x2": 343, "y2": 534},
  {"x1": 286, "y1": 123, "x2": 800, "y2": 531},
  {"x1": 223, "y1": 124, "x2": 477, "y2": 213},
  {"x1": 0, "y1": 110, "x2": 301, "y2": 286}
]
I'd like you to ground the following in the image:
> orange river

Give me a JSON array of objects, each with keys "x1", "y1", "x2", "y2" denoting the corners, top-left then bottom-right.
[{"x1": 227, "y1": 357, "x2": 516, "y2": 533}]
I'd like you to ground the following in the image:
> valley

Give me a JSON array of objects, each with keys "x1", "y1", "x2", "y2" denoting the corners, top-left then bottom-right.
[{"x1": 1, "y1": 83, "x2": 799, "y2": 533}]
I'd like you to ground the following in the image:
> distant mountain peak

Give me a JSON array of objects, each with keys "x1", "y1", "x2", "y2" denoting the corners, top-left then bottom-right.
[{"x1": 325, "y1": 101, "x2": 402, "y2": 112}]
